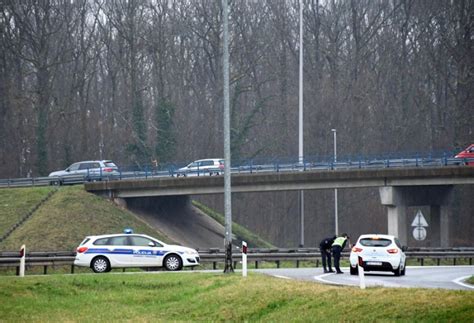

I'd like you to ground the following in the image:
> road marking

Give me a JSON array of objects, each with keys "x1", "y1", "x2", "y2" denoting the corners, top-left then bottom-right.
[
  {"x1": 313, "y1": 273, "x2": 351, "y2": 287},
  {"x1": 452, "y1": 275, "x2": 474, "y2": 290},
  {"x1": 272, "y1": 274, "x2": 291, "y2": 280},
  {"x1": 404, "y1": 265, "x2": 473, "y2": 269},
  {"x1": 313, "y1": 273, "x2": 406, "y2": 289}
]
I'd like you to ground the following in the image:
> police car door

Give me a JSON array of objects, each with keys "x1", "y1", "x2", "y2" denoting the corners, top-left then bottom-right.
[
  {"x1": 129, "y1": 236, "x2": 164, "y2": 267},
  {"x1": 106, "y1": 235, "x2": 133, "y2": 266}
]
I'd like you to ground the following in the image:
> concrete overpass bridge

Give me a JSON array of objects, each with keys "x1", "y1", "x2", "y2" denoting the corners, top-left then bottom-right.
[{"x1": 85, "y1": 166, "x2": 474, "y2": 247}]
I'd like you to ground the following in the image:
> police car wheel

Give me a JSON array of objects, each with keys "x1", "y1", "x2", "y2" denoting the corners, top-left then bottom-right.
[
  {"x1": 91, "y1": 256, "x2": 110, "y2": 273},
  {"x1": 164, "y1": 254, "x2": 182, "y2": 271}
]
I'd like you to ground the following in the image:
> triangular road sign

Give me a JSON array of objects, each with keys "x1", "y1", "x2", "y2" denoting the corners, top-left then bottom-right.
[{"x1": 411, "y1": 210, "x2": 429, "y2": 227}]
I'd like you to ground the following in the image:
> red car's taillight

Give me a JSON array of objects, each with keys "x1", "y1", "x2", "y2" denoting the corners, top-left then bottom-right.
[
  {"x1": 352, "y1": 247, "x2": 363, "y2": 253},
  {"x1": 387, "y1": 248, "x2": 399, "y2": 254},
  {"x1": 77, "y1": 246, "x2": 88, "y2": 253},
  {"x1": 103, "y1": 168, "x2": 113, "y2": 172}
]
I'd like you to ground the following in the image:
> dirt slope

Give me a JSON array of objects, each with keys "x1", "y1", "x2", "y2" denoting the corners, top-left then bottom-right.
[{"x1": 125, "y1": 196, "x2": 225, "y2": 249}]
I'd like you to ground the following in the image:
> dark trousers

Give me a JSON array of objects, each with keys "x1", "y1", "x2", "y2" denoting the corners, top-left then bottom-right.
[
  {"x1": 320, "y1": 248, "x2": 332, "y2": 271},
  {"x1": 332, "y1": 246, "x2": 342, "y2": 272}
]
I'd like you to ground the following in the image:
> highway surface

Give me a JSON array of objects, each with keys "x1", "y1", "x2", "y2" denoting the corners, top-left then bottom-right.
[{"x1": 257, "y1": 266, "x2": 474, "y2": 290}]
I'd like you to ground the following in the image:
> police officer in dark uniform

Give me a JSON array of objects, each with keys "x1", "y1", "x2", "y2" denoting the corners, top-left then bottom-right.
[
  {"x1": 319, "y1": 236, "x2": 336, "y2": 273},
  {"x1": 331, "y1": 233, "x2": 351, "y2": 274}
]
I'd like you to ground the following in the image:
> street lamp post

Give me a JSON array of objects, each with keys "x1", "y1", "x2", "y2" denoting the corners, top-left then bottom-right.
[
  {"x1": 222, "y1": 0, "x2": 233, "y2": 273},
  {"x1": 331, "y1": 129, "x2": 338, "y2": 236},
  {"x1": 298, "y1": 0, "x2": 304, "y2": 247}
]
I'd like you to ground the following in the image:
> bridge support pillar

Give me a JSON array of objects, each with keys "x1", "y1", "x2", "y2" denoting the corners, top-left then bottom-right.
[
  {"x1": 386, "y1": 205, "x2": 407, "y2": 246},
  {"x1": 430, "y1": 205, "x2": 451, "y2": 248},
  {"x1": 379, "y1": 186, "x2": 453, "y2": 247}
]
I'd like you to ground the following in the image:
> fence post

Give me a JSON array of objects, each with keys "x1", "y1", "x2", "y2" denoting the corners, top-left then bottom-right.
[
  {"x1": 19, "y1": 245, "x2": 26, "y2": 277},
  {"x1": 242, "y1": 241, "x2": 247, "y2": 277},
  {"x1": 358, "y1": 256, "x2": 366, "y2": 289}
]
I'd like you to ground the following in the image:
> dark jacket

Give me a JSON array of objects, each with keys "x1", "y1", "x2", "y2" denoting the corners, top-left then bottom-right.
[{"x1": 320, "y1": 236, "x2": 336, "y2": 250}]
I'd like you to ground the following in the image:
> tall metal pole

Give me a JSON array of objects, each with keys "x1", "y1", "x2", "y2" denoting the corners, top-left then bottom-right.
[
  {"x1": 298, "y1": 0, "x2": 305, "y2": 247},
  {"x1": 222, "y1": 0, "x2": 233, "y2": 273},
  {"x1": 332, "y1": 129, "x2": 338, "y2": 236}
]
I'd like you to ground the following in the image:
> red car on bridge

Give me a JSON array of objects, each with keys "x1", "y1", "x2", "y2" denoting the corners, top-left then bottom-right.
[{"x1": 455, "y1": 144, "x2": 474, "y2": 165}]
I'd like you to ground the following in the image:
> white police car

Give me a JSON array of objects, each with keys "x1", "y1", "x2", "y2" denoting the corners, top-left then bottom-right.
[
  {"x1": 349, "y1": 234, "x2": 407, "y2": 276},
  {"x1": 74, "y1": 233, "x2": 200, "y2": 273}
]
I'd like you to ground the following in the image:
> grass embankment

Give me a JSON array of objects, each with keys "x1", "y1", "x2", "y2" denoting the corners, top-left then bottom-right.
[
  {"x1": 0, "y1": 186, "x2": 172, "y2": 251},
  {"x1": 0, "y1": 187, "x2": 54, "y2": 236},
  {"x1": 193, "y1": 200, "x2": 274, "y2": 248},
  {"x1": 468, "y1": 276, "x2": 474, "y2": 285},
  {"x1": 0, "y1": 273, "x2": 472, "y2": 322}
]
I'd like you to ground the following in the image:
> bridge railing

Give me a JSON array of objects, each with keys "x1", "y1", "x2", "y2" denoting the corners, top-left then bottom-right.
[
  {"x1": 1, "y1": 151, "x2": 473, "y2": 188},
  {"x1": 1, "y1": 248, "x2": 473, "y2": 275}
]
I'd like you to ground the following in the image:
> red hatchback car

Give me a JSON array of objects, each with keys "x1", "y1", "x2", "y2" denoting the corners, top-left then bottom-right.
[{"x1": 455, "y1": 144, "x2": 474, "y2": 165}]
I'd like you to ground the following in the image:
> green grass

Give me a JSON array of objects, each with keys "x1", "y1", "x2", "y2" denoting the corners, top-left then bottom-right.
[
  {"x1": 406, "y1": 258, "x2": 473, "y2": 266},
  {"x1": 0, "y1": 187, "x2": 55, "y2": 236},
  {"x1": 0, "y1": 272, "x2": 472, "y2": 322},
  {"x1": 193, "y1": 200, "x2": 275, "y2": 248},
  {"x1": 0, "y1": 186, "x2": 173, "y2": 251},
  {"x1": 468, "y1": 276, "x2": 474, "y2": 285}
]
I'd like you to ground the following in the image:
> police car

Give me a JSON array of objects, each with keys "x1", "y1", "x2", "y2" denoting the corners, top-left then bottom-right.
[
  {"x1": 349, "y1": 234, "x2": 407, "y2": 276},
  {"x1": 74, "y1": 233, "x2": 200, "y2": 273}
]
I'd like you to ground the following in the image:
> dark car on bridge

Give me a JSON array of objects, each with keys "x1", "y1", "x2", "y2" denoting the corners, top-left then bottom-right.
[{"x1": 455, "y1": 144, "x2": 474, "y2": 166}]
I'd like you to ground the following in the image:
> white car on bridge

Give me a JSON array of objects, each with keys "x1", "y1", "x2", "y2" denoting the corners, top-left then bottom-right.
[
  {"x1": 175, "y1": 158, "x2": 224, "y2": 177},
  {"x1": 48, "y1": 160, "x2": 119, "y2": 185},
  {"x1": 349, "y1": 234, "x2": 407, "y2": 276},
  {"x1": 74, "y1": 233, "x2": 200, "y2": 273}
]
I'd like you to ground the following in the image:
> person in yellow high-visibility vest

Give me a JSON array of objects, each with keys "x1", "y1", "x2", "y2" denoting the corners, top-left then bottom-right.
[{"x1": 331, "y1": 233, "x2": 351, "y2": 274}]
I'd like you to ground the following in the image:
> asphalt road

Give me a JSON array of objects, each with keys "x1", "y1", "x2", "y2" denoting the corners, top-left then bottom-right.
[{"x1": 256, "y1": 266, "x2": 474, "y2": 290}]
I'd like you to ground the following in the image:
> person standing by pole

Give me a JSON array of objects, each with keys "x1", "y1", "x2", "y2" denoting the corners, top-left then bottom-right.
[
  {"x1": 331, "y1": 233, "x2": 351, "y2": 274},
  {"x1": 319, "y1": 236, "x2": 336, "y2": 273}
]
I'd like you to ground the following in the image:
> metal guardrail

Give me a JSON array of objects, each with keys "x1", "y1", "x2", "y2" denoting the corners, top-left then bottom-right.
[
  {"x1": 0, "y1": 151, "x2": 473, "y2": 188},
  {"x1": 1, "y1": 248, "x2": 473, "y2": 275}
]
